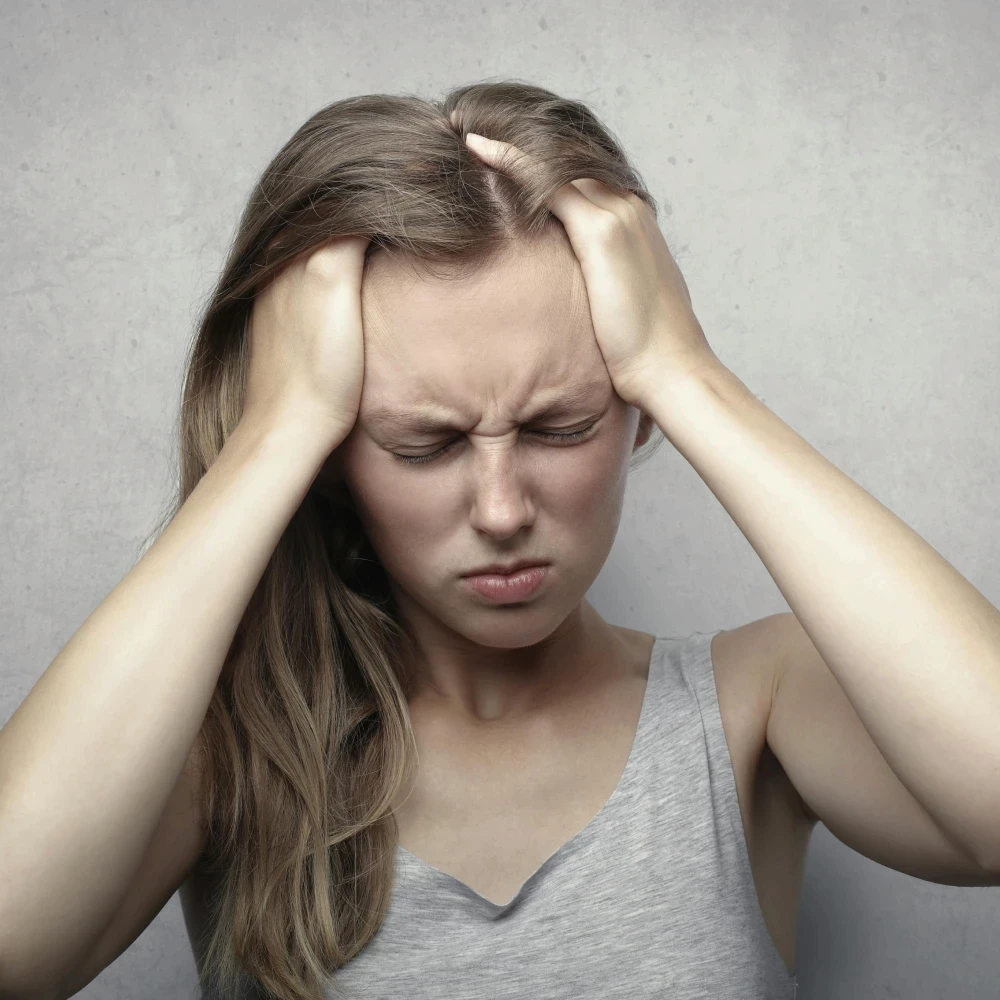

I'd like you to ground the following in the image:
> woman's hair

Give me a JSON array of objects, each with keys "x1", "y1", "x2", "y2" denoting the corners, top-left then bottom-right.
[{"x1": 142, "y1": 79, "x2": 668, "y2": 1000}]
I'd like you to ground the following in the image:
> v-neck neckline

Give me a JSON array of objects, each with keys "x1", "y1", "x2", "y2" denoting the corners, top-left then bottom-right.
[{"x1": 395, "y1": 634, "x2": 664, "y2": 913}]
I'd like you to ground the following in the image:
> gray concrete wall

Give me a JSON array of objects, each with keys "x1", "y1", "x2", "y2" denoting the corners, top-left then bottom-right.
[{"x1": 2, "y1": 1, "x2": 997, "y2": 997}]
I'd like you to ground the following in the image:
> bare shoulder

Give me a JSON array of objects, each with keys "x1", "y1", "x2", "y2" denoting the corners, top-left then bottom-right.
[
  {"x1": 706, "y1": 612, "x2": 805, "y2": 811},
  {"x1": 710, "y1": 613, "x2": 818, "y2": 826},
  {"x1": 611, "y1": 616, "x2": 784, "y2": 711},
  {"x1": 710, "y1": 613, "x2": 788, "y2": 715}
]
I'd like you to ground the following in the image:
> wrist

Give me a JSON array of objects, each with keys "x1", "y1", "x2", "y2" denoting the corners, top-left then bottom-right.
[{"x1": 234, "y1": 405, "x2": 348, "y2": 466}]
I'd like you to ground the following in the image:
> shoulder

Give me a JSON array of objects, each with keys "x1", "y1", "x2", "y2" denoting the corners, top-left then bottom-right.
[
  {"x1": 708, "y1": 613, "x2": 792, "y2": 740},
  {"x1": 710, "y1": 612, "x2": 792, "y2": 697}
]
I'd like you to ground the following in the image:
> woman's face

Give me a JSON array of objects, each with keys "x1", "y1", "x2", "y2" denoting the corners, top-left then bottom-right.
[{"x1": 321, "y1": 228, "x2": 653, "y2": 650}]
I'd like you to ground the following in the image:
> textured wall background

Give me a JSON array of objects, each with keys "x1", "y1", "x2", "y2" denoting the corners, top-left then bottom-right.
[{"x1": 2, "y1": 0, "x2": 998, "y2": 997}]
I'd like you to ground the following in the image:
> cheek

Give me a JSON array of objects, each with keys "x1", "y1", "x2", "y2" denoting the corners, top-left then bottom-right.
[
  {"x1": 340, "y1": 455, "x2": 451, "y2": 570},
  {"x1": 552, "y1": 431, "x2": 632, "y2": 524}
]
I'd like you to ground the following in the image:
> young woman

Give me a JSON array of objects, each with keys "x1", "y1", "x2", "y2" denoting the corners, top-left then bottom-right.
[{"x1": 2, "y1": 80, "x2": 997, "y2": 1000}]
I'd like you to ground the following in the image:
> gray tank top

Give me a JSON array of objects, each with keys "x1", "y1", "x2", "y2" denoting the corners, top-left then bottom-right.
[{"x1": 203, "y1": 630, "x2": 799, "y2": 999}]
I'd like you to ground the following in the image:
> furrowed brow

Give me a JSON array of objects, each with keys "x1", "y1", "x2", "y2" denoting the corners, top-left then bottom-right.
[{"x1": 366, "y1": 377, "x2": 609, "y2": 434}]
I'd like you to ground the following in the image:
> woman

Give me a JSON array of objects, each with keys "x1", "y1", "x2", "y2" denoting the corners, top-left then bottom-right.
[{"x1": 3, "y1": 79, "x2": 998, "y2": 1000}]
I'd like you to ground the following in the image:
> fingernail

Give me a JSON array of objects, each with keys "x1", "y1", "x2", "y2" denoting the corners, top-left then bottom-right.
[{"x1": 465, "y1": 132, "x2": 487, "y2": 146}]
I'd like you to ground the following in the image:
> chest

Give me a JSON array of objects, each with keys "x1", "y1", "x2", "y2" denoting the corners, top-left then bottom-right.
[
  {"x1": 394, "y1": 663, "x2": 651, "y2": 898},
  {"x1": 393, "y1": 627, "x2": 811, "y2": 977}
]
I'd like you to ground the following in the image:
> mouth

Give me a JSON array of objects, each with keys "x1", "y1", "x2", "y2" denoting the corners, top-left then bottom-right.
[
  {"x1": 460, "y1": 559, "x2": 549, "y2": 577},
  {"x1": 460, "y1": 564, "x2": 550, "y2": 604}
]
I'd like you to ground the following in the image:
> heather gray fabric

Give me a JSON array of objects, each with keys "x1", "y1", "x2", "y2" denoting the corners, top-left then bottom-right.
[{"x1": 204, "y1": 630, "x2": 799, "y2": 999}]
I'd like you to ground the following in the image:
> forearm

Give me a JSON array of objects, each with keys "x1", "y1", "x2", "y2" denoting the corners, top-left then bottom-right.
[
  {"x1": 0, "y1": 413, "x2": 339, "y2": 990},
  {"x1": 644, "y1": 363, "x2": 1000, "y2": 866}
]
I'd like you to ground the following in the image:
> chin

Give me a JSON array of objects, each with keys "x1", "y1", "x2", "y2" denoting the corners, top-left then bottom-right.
[{"x1": 443, "y1": 590, "x2": 582, "y2": 649}]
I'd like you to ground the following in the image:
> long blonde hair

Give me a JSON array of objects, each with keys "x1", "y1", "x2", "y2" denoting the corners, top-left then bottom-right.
[{"x1": 145, "y1": 79, "x2": 668, "y2": 1000}]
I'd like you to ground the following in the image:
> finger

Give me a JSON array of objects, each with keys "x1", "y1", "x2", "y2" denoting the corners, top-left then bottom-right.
[
  {"x1": 462, "y1": 133, "x2": 620, "y2": 223},
  {"x1": 449, "y1": 117, "x2": 631, "y2": 213},
  {"x1": 567, "y1": 177, "x2": 624, "y2": 211}
]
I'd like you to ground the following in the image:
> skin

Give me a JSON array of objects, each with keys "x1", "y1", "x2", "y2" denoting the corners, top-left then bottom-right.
[{"x1": 319, "y1": 220, "x2": 656, "y2": 727}]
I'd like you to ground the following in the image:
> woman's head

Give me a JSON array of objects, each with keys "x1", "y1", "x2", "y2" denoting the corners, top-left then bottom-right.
[
  {"x1": 322, "y1": 216, "x2": 655, "y2": 656},
  {"x1": 156, "y1": 80, "x2": 666, "y2": 1000}
]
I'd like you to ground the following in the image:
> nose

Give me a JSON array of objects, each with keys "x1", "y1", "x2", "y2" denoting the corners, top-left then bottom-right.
[{"x1": 467, "y1": 446, "x2": 537, "y2": 538}]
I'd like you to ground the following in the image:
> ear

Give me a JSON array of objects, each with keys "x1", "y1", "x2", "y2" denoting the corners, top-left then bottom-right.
[{"x1": 632, "y1": 409, "x2": 655, "y2": 451}]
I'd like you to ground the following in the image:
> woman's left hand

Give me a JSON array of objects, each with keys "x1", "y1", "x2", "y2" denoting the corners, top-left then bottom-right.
[{"x1": 457, "y1": 127, "x2": 723, "y2": 408}]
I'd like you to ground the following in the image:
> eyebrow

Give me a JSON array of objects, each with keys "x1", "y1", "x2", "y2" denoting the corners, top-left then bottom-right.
[{"x1": 366, "y1": 377, "x2": 611, "y2": 434}]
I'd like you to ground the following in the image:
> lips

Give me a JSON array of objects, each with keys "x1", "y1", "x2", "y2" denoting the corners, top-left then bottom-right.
[
  {"x1": 461, "y1": 559, "x2": 549, "y2": 577},
  {"x1": 462, "y1": 564, "x2": 549, "y2": 603}
]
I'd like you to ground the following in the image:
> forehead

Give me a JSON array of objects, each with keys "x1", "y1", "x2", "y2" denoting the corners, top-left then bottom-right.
[{"x1": 359, "y1": 230, "x2": 609, "y2": 418}]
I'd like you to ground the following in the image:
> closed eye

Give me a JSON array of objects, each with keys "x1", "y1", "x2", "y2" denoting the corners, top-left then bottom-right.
[{"x1": 390, "y1": 422, "x2": 600, "y2": 466}]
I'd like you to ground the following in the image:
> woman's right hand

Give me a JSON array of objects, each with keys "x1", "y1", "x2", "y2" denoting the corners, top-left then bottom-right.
[{"x1": 243, "y1": 235, "x2": 371, "y2": 445}]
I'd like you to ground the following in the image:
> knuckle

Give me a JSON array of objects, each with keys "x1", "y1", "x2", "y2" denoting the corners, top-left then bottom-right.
[
  {"x1": 591, "y1": 208, "x2": 626, "y2": 242},
  {"x1": 303, "y1": 264, "x2": 340, "y2": 291},
  {"x1": 303, "y1": 249, "x2": 341, "y2": 282}
]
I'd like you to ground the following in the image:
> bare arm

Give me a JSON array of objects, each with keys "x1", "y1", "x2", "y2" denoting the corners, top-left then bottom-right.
[{"x1": 0, "y1": 411, "x2": 342, "y2": 998}]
